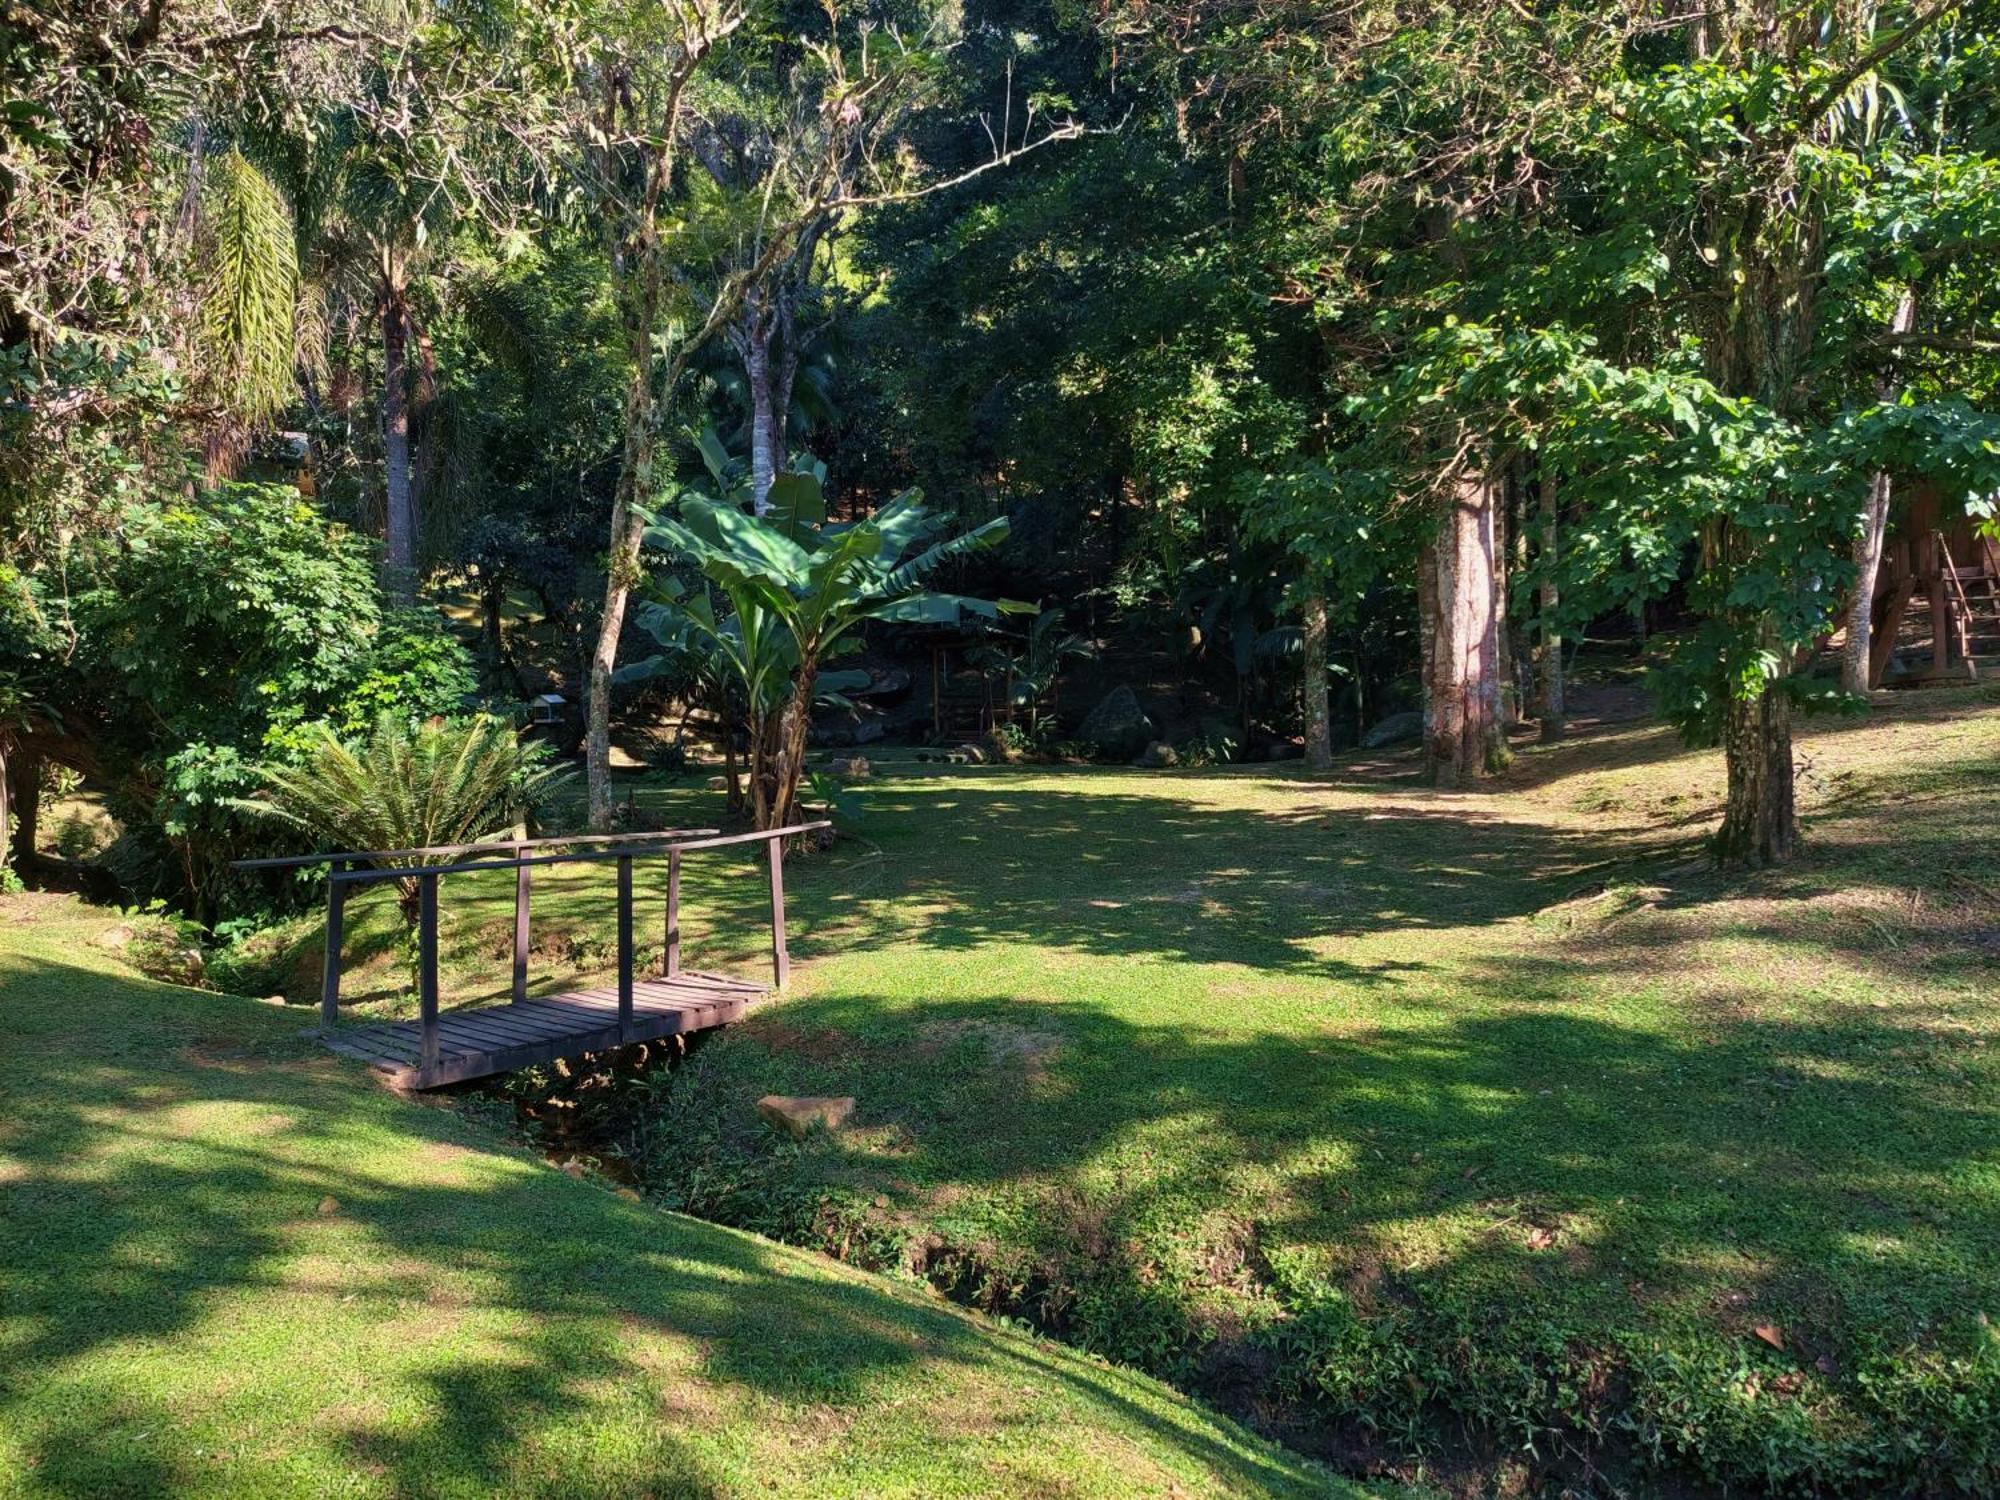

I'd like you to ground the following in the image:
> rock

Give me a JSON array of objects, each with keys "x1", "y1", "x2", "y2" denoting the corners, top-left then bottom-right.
[
  {"x1": 1077, "y1": 685, "x2": 1156, "y2": 762},
  {"x1": 316, "y1": 1195, "x2": 340, "y2": 1216},
  {"x1": 259, "y1": 994, "x2": 288, "y2": 1007},
  {"x1": 1136, "y1": 740, "x2": 1179, "y2": 768},
  {"x1": 955, "y1": 742, "x2": 987, "y2": 765},
  {"x1": 614, "y1": 1187, "x2": 643, "y2": 1204},
  {"x1": 94, "y1": 924, "x2": 134, "y2": 950},
  {"x1": 827, "y1": 755, "x2": 871, "y2": 780},
  {"x1": 852, "y1": 718, "x2": 887, "y2": 745},
  {"x1": 706, "y1": 774, "x2": 729, "y2": 791},
  {"x1": 1361, "y1": 710, "x2": 1424, "y2": 749},
  {"x1": 756, "y1": 1094, "x2": 856, "y2": 1139},
  {"x1": 855, "y1": 668, "x2": 912, "y2": 699},
  {"x1": 1266, "y1": 740, "x2": 1304, "y2": 762}
]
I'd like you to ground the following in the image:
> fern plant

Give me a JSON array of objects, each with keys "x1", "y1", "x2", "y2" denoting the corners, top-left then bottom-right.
[{"x1": 247, "y1": 713, "x2": 571, "y2": 926}]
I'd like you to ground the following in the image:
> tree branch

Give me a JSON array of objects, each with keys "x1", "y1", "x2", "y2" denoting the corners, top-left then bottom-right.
[{"x1": 1801, "y1": 0, "x2": 1958, "y2": 122}]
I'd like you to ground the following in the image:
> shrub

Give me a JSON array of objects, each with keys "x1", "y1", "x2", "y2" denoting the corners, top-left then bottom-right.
[
  {"x1": 247, "y1": 713, "x2": 571, "y2": 927},
  {"x1": 126, "y1": 914, "x2": 209, "y2": 988}
]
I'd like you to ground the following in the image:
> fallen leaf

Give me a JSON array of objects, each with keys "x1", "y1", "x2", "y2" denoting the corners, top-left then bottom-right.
[{"x1": 1753, "y1": 1323, "x2": 1785, "y2": 1350}]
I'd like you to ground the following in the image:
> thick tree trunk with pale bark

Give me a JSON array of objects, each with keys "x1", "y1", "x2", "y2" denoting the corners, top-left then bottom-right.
[
  {"x1": 1301, "y1": 593, "x2": 1331, "y2": 770},
  {"x1": 744, "y1": 294, "x2": 778, "y2": 515},
  {"x1": 1420, "y1": 467, "x2": 1506, "y2": 788}
]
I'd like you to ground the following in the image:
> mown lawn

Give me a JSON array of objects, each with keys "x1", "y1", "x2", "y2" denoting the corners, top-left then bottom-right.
[
  {"x1": 414, "y1": 682, "x2": 2000, "y2": 1493},
  {"x1": 0, "y1": 899, "x2": 1362, "y2": 1498}
]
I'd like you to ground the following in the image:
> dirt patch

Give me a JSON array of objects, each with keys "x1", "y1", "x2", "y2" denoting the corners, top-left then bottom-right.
[{"x1": 915, "y1": 1018, "x2": 1062, "y2": 1082}]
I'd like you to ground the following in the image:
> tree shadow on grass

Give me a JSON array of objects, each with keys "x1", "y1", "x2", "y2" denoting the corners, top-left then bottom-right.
[
  {"x1": 0, "y1": 951, "x2": 1336, "y2": 1499},
  {"x1": 721, "y1": 978, "x2": 2000, "y2": 1355}
]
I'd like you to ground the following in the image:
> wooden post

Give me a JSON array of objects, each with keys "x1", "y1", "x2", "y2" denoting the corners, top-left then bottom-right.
[
  {"x1": 767, "y1": 833, "x2": 789, "y2": 989},
  {"x1": 511, "y1": 855, "x2": 531, "y2": 1004},
  {"x1": 418, "y1": 873, "x2": 440, "y2": 1077},
  {"x1": 320, "y1": 862, "x2": 346, "y2": 1036},
  {"x1": 663, "y1": 848, "x2": 681, "y2": 977},
  {"x1": 617, "y1": 854, "x2": 634, "y2": 1041}
]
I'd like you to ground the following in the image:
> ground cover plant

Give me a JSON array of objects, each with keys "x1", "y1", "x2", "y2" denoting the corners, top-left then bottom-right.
[
  {"x1": 0, "y1": 893, "x2": 1360, "y2": 1499},
  {"x1": 375, "y1": 680, "x2": 2000, "y2": 1495}
]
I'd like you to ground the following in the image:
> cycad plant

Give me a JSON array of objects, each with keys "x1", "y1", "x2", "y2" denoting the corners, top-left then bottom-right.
[{"x1": 250, "y1": 713, "x2": 570, "y2": 927}]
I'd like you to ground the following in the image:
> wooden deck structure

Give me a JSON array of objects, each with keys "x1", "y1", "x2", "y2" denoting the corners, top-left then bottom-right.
[
  {"x1": 235, "y1": 822, "x2": 828, "y2": 1089},
  {"x1": 1861, "y1": 489, "x2": 2000, "y2": 686}
]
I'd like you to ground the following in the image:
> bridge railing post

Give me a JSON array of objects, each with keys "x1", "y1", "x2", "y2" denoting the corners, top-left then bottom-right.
[
  {"x1": 320, "y1": 861, "x2": 346, "y2": 1036},
  {"x1": 664, "y1": 848, "x2": 681, "y2": 978},
  {"x1": 418, "y1": 873, "x2": 441, "y2": 1076},
  {"x1": 766, "y1": 832, "x2": 789, "y2": 989},
  {"x1": 512, "y1": 850, "x2": 531, "y2": 1004},
  {"x1": 616, "y1": 854, "x2": 635, "y2": 1041}
]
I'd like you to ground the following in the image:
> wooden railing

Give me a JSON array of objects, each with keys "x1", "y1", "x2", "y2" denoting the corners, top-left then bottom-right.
[{"x1": 235, "y1": 824, "x2": 828, "y2": 1060}]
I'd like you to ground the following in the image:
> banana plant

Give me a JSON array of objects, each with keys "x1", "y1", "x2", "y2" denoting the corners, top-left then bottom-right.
[{"x1": 633, "y1": 467, "x2": 1028, "y2": 829}]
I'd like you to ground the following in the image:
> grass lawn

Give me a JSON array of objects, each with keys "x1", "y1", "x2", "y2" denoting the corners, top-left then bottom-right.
[
  {"x1": 0, "y1": 898, "x2": 1364, "y2": 1497},
  {"x1": 389, "y1": 679, "x2": 1999, "y2": 1493}
]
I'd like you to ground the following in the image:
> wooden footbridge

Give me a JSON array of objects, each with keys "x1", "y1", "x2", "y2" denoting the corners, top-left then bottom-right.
[{"x1": 236, "y1": 822, "x2": 827, "y2": 1089}]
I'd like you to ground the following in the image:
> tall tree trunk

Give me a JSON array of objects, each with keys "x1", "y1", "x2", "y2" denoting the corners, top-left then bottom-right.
[
  {"x1": 379, "y1": 252, "x2": 416, "y2": 601},
  {"x1": 1301, "y1": 592, "x2": 1332, "y2": 770},
  {"x1": 1841, "y1": 288, "x2": 1918, "y2": 694},
  {"x1": 745, "y1": 293, "x2": 777, "y2": 515},
  {"x1": 1537, "y1": 474, "x2": 1565, "y2": 739},
  {"x1": 586, "y1": 255, "x2": 665, "y2": 830},
  {"x1": 1422, "y1": 466, "x2": 1505, "y2": 788}
]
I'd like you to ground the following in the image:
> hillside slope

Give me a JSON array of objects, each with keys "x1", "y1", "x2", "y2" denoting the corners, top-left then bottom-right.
[{"x1": 0, "y1": 897, "x2": 1363, "y2": 1499}]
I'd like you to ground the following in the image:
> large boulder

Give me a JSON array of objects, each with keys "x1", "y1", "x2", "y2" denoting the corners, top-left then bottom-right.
[
  {"x1": 1077, "y1": 685, "x2": 1156, "y2": 762},
  {"x1": 1361, "y1": 710, "x2": 1424, "y2": 749}
]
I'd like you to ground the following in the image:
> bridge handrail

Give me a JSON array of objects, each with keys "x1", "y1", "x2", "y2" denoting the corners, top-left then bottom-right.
[{"x1": 247, "y1": 821, "x2": 830, "y2": 1061}]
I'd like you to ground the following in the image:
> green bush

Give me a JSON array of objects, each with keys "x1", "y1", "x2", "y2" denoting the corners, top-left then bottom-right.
[{"x1": 207, "y1": 914, "x2": 321, "y2": 997}]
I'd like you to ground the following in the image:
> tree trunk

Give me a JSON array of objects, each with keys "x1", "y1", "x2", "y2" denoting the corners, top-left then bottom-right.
[
  {"x1": 1841, "y1": 288, "x2": 1917, "y2": 695},
  {"x1": 379, "y1": 253, "x2": 416, "y2": 602},
  {"x1": 8, "y1": 746, "x2": 41, "y2": 871},
  {"x1": 1716, "y1": 667, "x2": 1795, "y2": 866},
  {"x1": 745, "y1": 294, "x2": 777, "y2": 515},
  {"x1": 1301, "y1": 593, "x2": 1332, "y2": 770},
  {"x1": 586, "y1": 234, "x2": 668, "y2": 830},
  {"x1": 1537, "y1": 474, "x2": 1565, "y2": 739},
  {"x1": 0, "y1": 738, "x2": 12, "y2": 879},
  {"x1": 1422, "y1": 466, "x2": 1506, "y2": 788}
]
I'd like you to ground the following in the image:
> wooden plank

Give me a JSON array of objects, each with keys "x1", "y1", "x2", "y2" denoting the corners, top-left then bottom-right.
[{"x1": 319, "y1": 970, "x2": 764, "y2": 1089}]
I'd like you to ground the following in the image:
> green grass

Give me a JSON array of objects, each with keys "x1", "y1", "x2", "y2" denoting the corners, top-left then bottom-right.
[
  {"x1": 433, "y1": 683, "x2": 2000, "y2": 1492},
  {"x1": 0, "y1": 900, "x2": 1364, "y2": 1497}
]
